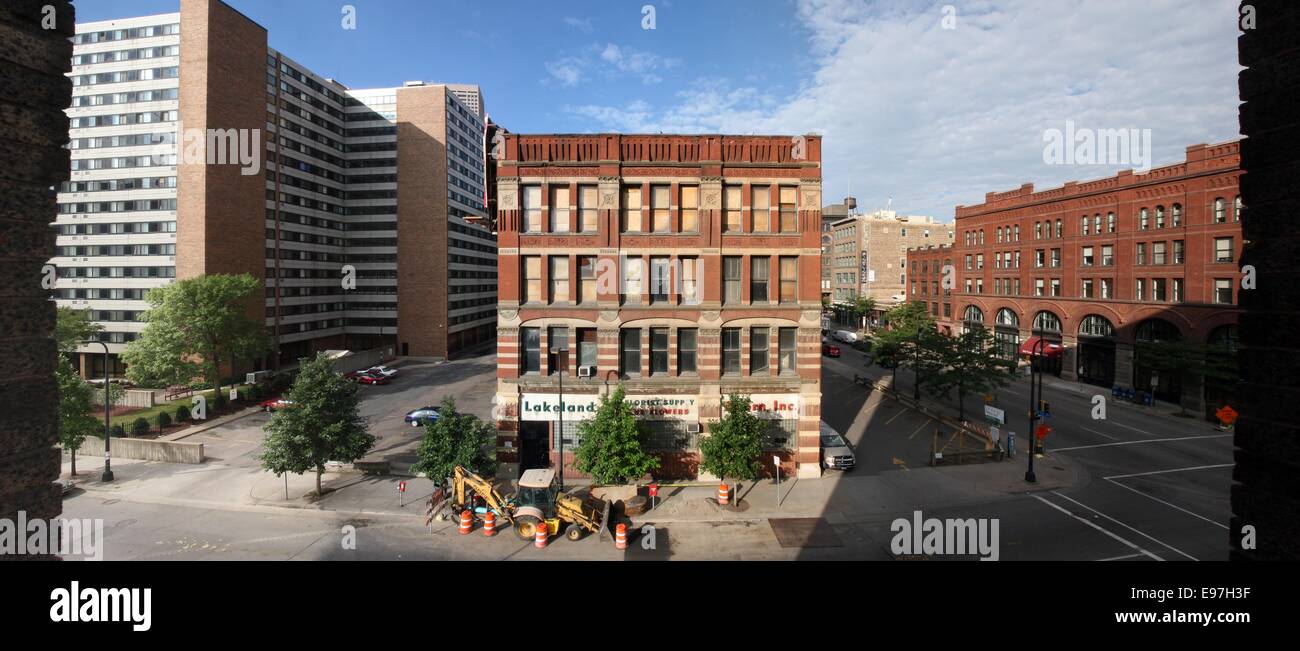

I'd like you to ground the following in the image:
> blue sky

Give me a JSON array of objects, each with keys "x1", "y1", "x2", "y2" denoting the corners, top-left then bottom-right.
[{"x1": 76, "y1": 0, "x2": 1243, "y2": 221}]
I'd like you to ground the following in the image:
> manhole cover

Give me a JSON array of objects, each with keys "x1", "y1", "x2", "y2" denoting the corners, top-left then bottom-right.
[{"x1": 768, "y1": 517, "x2": 843, "y2": 548}]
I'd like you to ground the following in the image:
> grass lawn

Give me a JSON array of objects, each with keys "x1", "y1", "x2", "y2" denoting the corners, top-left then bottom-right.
[{"x1": 105, "y1": 384, "x2": 253, "y2": 429}]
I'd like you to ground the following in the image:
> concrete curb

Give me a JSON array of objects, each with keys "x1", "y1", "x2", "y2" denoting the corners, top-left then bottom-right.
[{"x1": 162, "y1": 406, "x2": 262, "y2": 441}]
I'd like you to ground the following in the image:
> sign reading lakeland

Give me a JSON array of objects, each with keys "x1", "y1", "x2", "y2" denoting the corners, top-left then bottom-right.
[{"x1": 519, "y1": 394, "x2": 602, "y2": 421}]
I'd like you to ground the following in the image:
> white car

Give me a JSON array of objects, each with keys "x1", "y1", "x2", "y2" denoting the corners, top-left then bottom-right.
[
  {"x1": 832, "y1": 330, "x2": 859, "y2": 343},
  {"x1": 366, "y1": 365, "x2": 398, "y2": 379}
]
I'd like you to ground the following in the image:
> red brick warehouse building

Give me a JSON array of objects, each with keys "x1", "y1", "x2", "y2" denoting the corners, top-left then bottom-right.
[
  {"x1": 493, "y1": 133, "x2": 825, "y2": 480},
  {"x1": 908, "y1": 141, "x2": 1242, "y2": 417}
]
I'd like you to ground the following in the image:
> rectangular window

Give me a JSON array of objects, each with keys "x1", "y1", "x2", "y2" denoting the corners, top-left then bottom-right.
[
  {"x1": 1153, "y1": 278, "x2": 1167, "y2": 302},
  {"x1": 1101, "y1": 245, "x2": 1114, "y2": 266},
  {"x1": 680, "y1": 256, "x2": 700, "y2": 304},
  {"x1": 578, "y1": 256, "x2": 597, "y2": 303},
  {"x1": 578, "y1": 328, "x2": 597, "y2": 369},
  {"x1": 1081, "y1": 246, "x2": 1094, "y2": 266},
  {"x1": 752, "y1": 186, "x2": 771, "y2": 232},
  {"x1": 1172, "y1": 278, "x2": 1183, "y2": 302},
  {"x1": 623, "y1": 257, "x2": 643, "y2": 302},
  {"x1": 522, "y1": 256, "x2": 541, "y2": 303},
  {"x1": 779, "y1": 186, "x2": 797, "y2": 232},
  {"x1": 650, "y1": 327, "x2": 669, "y2": 375},
  {"x1": 678, "y1": 329, "x2": 697, "y2": 374},
  {"x1": 724, "y1": 257, "x2": 742, "y2": 304},
  {"x1": 751, "y1": 257, "x2": 770, "y2": 303},
  {"x1": 1101, "y1": 278, "x2": 1113, "y2": 299},
  {"x1": 620, "y1": 329, "x2": 641, "y2": 376},
  {"x1": 724, "y1": 186, "x2": 742, "y2": 232},
  {"x1": 1135, "y1": 279, "x2": 1145, "y2": 301},
  {"x1": 1035, "y1": 250, "x2": 1045, "y2": 268},
  {"x1": 521, "y1": 327, "x2": 540, "y2": 374},
  {"x1": 650, "y1": 256, "x2": 670, "y2": 304},
  {"x1": 1215, "y1": 237, "x2": 1233, "y2": 262},
  {"x1": 1081, "y1": 278, "x2": 1094, "y2": 298},
  {"x1": 1140, "y1": 208, "x2": 1149, "y2": 230},
  {"x1": 1050, "y1": 279, "x2": 1061, "y2": 297},
  {"x1": 549, "y1": 256, "x2": 569, "y2": 303},
  {"x1": 548, "y1": 327, "x2": 569, "y2": 374},
  {"x1": 522, "y1": 186, "x2": 542, "y2": 233},
  {"x1": 1173, "y1": 240, "x2": 1185, "y2": 264},
  {"x1": 579, "y1": 185, "x2": 598, "y2": 233},
  {"x1": 778, "y1": 328, "x2": 797, "y2": 375},
  {"x1": 651, "y1": 185, "x2": 671, "y2": 233},
  {"x1": 1108, "y1": 212, "x2": 1116, "y2": 233},
  {"x1": 779, "y1": 257, "x2": 798, "y2": 303},
  {"x1": 549, "y1": 186, "x2": 570, "y2": 233},
  {"x1": 1136, "y1": 243, "x2": 1146, "y2": 265},
  {"x1": 722, "y1": 328, "x2": 741, "y2": 375},
  {"x1": 1152, "y1": 242, "x2": 1167, "y2": 265},
  {"x1": 621, "y1": 186, "x2": 643, "y2": 232},
  {"x1": 976, "y1": 254, "x2": 984, "y2": 270},
  {"x1": 750, "y1": 327, "x2": 770, "y2": 375},
  {"x1": 1215, "y1": 279, "x2": 1232, "y2": 304},
  {"x1": 1051, "y1": 249, "x2": 1061, "y2": 267},
  {"x1": 680, "y1": 185, "x2": 699, "y2": 232}
]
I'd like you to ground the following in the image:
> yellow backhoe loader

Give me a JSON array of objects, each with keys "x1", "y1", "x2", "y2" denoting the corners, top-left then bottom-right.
[{"x1": 510, "y1": 468, "x2": 610, "y2": 542}]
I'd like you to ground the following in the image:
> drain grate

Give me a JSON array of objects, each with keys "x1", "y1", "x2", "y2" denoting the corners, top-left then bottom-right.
[{"x1": 768, "y1": 517, "x2": 843, "y2": 548}]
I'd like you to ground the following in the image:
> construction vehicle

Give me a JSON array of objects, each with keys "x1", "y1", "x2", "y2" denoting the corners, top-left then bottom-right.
[
  {"x1": 511, "y1": 468, "x2": 610, "y2": 542},
  {"x1": 433, "y1": 466, "x2": 516, "y2": 526}
]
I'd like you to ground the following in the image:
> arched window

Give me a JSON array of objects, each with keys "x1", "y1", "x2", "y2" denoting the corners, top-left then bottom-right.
[
  {"x1": 995, "y1": 308, "x2": 1018, "y2": 327},
  {"x1": 1171, "y1": 203, "x2": 1182, "y2": 226},
  {"x1": 963, "y1": 305, "x2": 984, "y2": 324},
  {"x1": 1139, "y1": 207, "x2": 1149, "y2": 230},
  {"x1": 1135, "y1": 318, "x2": 1180, "y2": 343},
  {"x1": 1234, "y1": 196, "x2": 1242, "y2": 222},
  {"x1": 1214, "y1": 197, "x2": 1226, "y2": 223},
  {"x1": 1032, "y1": 310, "x2": 1061, "y2": 334},
  {"x1": 1079, "y1": 315, "x2": 1115, "y2": 338},
  {"x1": 1155, "y1": 205, "x2": 1165, "y2": 228}
]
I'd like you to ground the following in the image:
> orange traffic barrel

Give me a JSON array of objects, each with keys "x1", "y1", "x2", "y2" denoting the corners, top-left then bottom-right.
[
  {"x1": 615, "y1": 523, "x2": 628, "y2": 550},
  {"x1": 534, "y1": 520, "x2": 548, "y2": 549},
  {"x1": 718, "y1": 484, "x2": 730, "y2": 506},
  {"x1": 458, "y1": 510, "x2": 473, "y2": 535},
  {"x1": 483, "y1": 511, "x2": 496, "y2": 537}
]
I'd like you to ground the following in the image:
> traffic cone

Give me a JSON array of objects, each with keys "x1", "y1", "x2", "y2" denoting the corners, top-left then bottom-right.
[
  {"x1": 458, "y1": 510, "x2": 473, "y2": 535},
  {"x1": 534, "y1": 520, "x2": 548, "y2": 549},
  {"x1": 615, "y1": 523, "x2": 628, "y2": 550},
  {"x1": 483, "y1": 511, "x2": 496, "y2": 537},
  {"x1": 717, "y1": 484, "x2": 730, "y2": 506}
]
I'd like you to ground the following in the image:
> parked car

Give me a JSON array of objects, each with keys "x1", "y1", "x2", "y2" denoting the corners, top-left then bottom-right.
[
  {"x1": 822, "y1": 341, "x2": 841, "y2": 357},
  {"x1": 832, "y1": 329, "x2": 859, "y2": 343},
  {"x1": 366, "y1": 365, "x2": 398, "y2": 379},
  {"x1": 346, "y1": 371, "x2": 389, "y2": 385},
  {"x1": 260, "y1": 398, "x2": 293, "y2": 412},
  {"x1": 404, "y1": 406, "x2": 440, "y2": 427},
  {"x1": 819, "y1": 422, "x2": 855, "y2": 471}
]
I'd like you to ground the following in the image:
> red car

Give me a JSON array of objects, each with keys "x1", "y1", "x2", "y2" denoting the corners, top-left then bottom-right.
[
  {"x1": 260, "y1": 398, "x2": 293, "y2": 412},
  {"x1": 822, "y1": 342, "x2": 841, "y2": 357},
  {"x1": 346, "y1": 371, "x2": 389, "y2": 385}
]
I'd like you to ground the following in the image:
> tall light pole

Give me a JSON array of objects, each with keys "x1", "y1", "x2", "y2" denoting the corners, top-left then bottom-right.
[
  {"x1": 82, "y1": 340, "x2": 113, "y2": 482},
  {"x1": 552, "y1": 342, "x2": 569, "y2": 491},
  {"x1": 1025, "y1": 336, "x2": 1046, "y2": 483}
]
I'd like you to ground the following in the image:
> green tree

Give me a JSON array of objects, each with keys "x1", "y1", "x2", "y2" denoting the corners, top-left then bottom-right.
[
  {"x1": 876, "y1": 303, "x2": 939, "y2": 397},
  {"x1": 259, "y1": 353, "x2": 374, "y2": 496},
  {"x1": 852, "y1": 295, "x2": 877, "y2": 323},
  {"x1": 923, "y1": 326, "x2": 1013, "y2": 420},
  {"x1": 122, "y1": 274, "x2": 269, "y2": 406},
  {"x1": 700, "y1": 394, "x2": 765, "y2": 494},
  {"x1": 881, "y1": 300, "x2": 934, "y2": 334},
  {"x1": 411, "y1": 396, "x2": 495, "y2": 485},
  {"x1": 55, "y1": 306, "x2": 102, "y2": 354},
  {"x1": 873, "y1": 338, "x2": 904, "y2": 386},
  {"x1": 56, "y1": 358, "x2": 100, "y2": 477},
  {"x1": 573, "y1": 386, "x2": 660, "y2": 485},
  {"x1": 1138, "y1": 339, "x2": 1238, "y2": 416}
]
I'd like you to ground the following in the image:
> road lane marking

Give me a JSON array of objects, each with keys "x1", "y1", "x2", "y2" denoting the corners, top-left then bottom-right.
[
  {"x1": 1103, "y1": 463, "x2": 1234, "y2": 480},
  {"x1": 884, "y1": 408, "x2": 910, "y2": 426},
  {"x1": 1096, "y1": 553, "x2": 1147, "y2": 561},
  {"x1": 1081, "y1": 426, "x2": 1118, "y2": 440},
  {"x1": 1031, "y1": 494, "x2": 1163, "y2": 561},
  {"x1": 1050, "y1": 491, "x2": 1198, "y2": 561},
  {"x1": 907, "y1": 421, "x2": 931, "y2": 440},
  {"x1": 1109, "y1": 420, "x2": 1152, "y2": 436},
  {"x1": 1103, "y1": 478, "x2": 1230, "y2": 531},
  {"x1": 1050, "y1": 434, "x2": 1231, "y2": 452}
]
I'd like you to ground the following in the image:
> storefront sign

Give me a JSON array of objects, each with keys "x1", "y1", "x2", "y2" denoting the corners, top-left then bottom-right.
[
  {"x1": 519, "y1": 394, "x2": 602, "y2": 421},
  {"x1": 626, "y1": 396, "x2": 697, "y2": 420},
  {"x1": 744, "y1": 394, "x2": 802, "y2": 419}
]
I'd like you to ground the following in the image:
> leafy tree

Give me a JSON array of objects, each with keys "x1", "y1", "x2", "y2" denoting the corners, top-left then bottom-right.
[
  {"x1": 700, "y1": 394, "x2": 765, "y2": 494},
  {"x1": 55, "y1": 306, "x2": 103, "y2": 354},
  {"x1": 131, "y1": 417, "x2": 150, "y2": 437},
  {"x1": 56, "y1": 358, "x2": 100, "y2": 476},
  {"x1": 873, "y1": 338, "x2": 904, "y2": 386},
  {"x1": 411, "y1": 396, "x2": 496, "y2": 485},
  {"x1": 923, "y1": 326, "x2": 1013, "y2": 420},
  {"x1": 573, "y1": 387, "x2": 660, "y2": 485},
  {"x1": 852, "y1": 295, "x2": 877, "y2": 323},
  {"x1": 876, "y1": 303, "x2": 940, "y2": 398},
  {"x1": 259, "y1": 353, "x2": 374, "y2": 495},
  {"x1": 881, "y1": 301, "x2": 934, "y2": 334},
  {"x1": 1138, "y1": 339, "x2": 1239, "y2": 416},
  {"x1": 122, "y1": 274, "x2": 270, "y2": 408}
]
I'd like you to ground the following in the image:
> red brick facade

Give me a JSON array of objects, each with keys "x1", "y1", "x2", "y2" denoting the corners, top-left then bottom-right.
[
  {"x1": 908, "y1": 141, "x2": 1242, "y2": 416},
  {"x1": 494, "y1": 134, "x2": 825, "y2": 480}
]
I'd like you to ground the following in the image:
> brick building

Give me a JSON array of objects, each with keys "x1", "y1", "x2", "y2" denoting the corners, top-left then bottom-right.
[
  {"x1": 51, "y1": 0, "x2": 495, "y2": 378},
  {"x1": 493, "y1": 133, "x2": 825, "y2": 480},
  {"x1": 829, "y1": 210, "x2": 953, "y2": 323},
  {"x1": 908, "y1": 141, "x2": 1242, "y2": 416}
]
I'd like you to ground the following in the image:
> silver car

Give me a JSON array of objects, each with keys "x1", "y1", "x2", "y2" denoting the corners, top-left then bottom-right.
[{"x1": 820, "y1": 421, "x2": 855, "y2": 471}]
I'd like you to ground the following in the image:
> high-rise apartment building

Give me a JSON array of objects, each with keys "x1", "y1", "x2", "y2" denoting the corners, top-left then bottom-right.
[
  {"x1": 52, "y1": 0, "x2": 495, "y2": 376},
  {"x1": 493, "y1": 133, "x2": 825, "y2": 480}
]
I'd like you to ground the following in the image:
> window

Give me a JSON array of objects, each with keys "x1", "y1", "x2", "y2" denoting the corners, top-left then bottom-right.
[
  {"x1": 1214, "y1": 237, "x2": 1233, "y2": 262},
  {"x1": 521, "y1": 327, "x2": 540, "y2": 374},
  {"x1": 998, "y1": 227, "x2": 1004, "y2": 243},
  {"x1": 678, "y1": 329, "x2": 697, "y2": 374},
  {"x1": 1014, "y1": 224, "x2": 1020, "y2": 241},
  {"x1": 681, "y1": 256, "x2": 700, "y2": 304},
  {"x1": 1214, "y1": 197, "x2": 1226, "y2": 223},
  {"x1": 1051, "y1": 249, "x2": 1061, "y2": 268},
  {"x1": 1055, "y1": 219, "x2": 1062, "y2": 238},
  {"x1": 1152, "y1": 242, "x2": 1166, "y2": 265},
  {"x1": 779, "y1": 186, "x2": 797, "y2": 232},
  {"x1": 1173, "y1": 240, "x2": 1184, "y2": 264},
  {"x1": 1093, "y1": 213, "x2": 1102, "y2": 234},
  {"x1": 522, "y1": 256, "x2": 541, "y2": 303},
  {"x1": 578, "y1": 256, "x2": 597, "y2": 303},
  {"x1": 651, "y1": 185, "x2": 670, "y2": 233},
  {"x1": 1172, "y1": 204, "x2": 1182, "y2": 227},
  {"x1": 965, "y1": 254, "x2": 973, "y2": 270},
  {"x1": 976, "y1": 254, "x2": 984, "y2": 270},
  {"x1": 1107, "y1": 212, "x2": 1116, "y2": 233},
  {"x1": 578, "y1": 185, "x2": 598, "y2": 232},
  {"x1": 1035, "y1": 279, "x2": 1044, "y2": 296},
  {"x1": 650, "y1": 256, "x2": 670, "y2": 304},
  {"x1": 723, "y1": 257, "x2": 742, "y2": 304},
  {"x1": 1152, "y1": 278, "x2": 1167, "y2": 302},
  {"x1": 578, "y1": 328, "x2": 597, "y2": 369},
  {"x1": 1135, "y1": 279, "x2": 1145, "y2": 301},
  {"x1": 724, "y1": 186, "x2": 742, "y2": 232},
  {"x1": 1155, "y1": 206, "x2": 1165, "y2": 229},
  {"x1": 623, "y1": 257, "x2": 643, "y2": 302},
  {"x1": 779, "y1": 257, "x2": 797, "y2": 303},
  {"x1": 549, "y1": 327, "x2": 569, "y2": 374},
  {"x1": 1050, "y1": 278, "x2": 1061, "y2": 297},
  {"x1": 1081, "y1": 246, "x2": 1094, "y2": 266},
  {"x1": 752, "y1": 186, "x2": 771, "y2": 232},
  {"x1": 1136, "y1": 243, "x2": 1146, "y2": 265},
  {"x1": 522, "y1": 186, "x2": 542, "y2": 232},
  {"x1": 650, "y1": 328, "x2": 669, "y2": 375},
  {"x1": 1172, "y1": 278, "x2": 1183, "y2": 302},
  {"x1": 1139, "y1": 208, "x2": 1149, "y2": 230},
  {"x1": 1215, "y1": 279, "x2": 1232, "y2": 304},
  {"x1": 1234, "y1": 196, "x2": 1242, "y2": 222},
  {"x1": 1080, "y1": 215, "x2": 1089, "y2": 235},
  {"x1": 621, "y1": 186, "x2": 643, "y2": 232},
  {"x1": 1081, "y1": 278, "x2": 1094, "y2": 298},
  {"x1": 778, "y1": 328, "x2": 797, "y2": 374},
  {"x1": 549, "y1": 256, "x2": 569, "y2": 303},
  {"x1": 1100, "y1": 278, "x2": 1113, "y2": 299},
  {"x1": 1035, "y1": 250, "x2": 1045, "y2": 268},
  {"x1": 750, "y1": 327, "x2": 770, "y2": 375},
  {"x1": 1035, "y1": 222, "x2": 1043, "y2": 239},
  {"x1": 549, "y1": 186, "x2": 570, "y2": 232},
  {"x1": 751, "y1": 257, "x2": 770, "y2": 303},
  {"x1": 1100, "y1": 245, "x2": 1113, "y2": 266},
  {"x1": 681, "y1": 186, "x2": 699, "y2": 232},
  {"x1": 722, "y1": 328, "x2": 741, "y2": 375},
  {"x1": 620, "y1": 329, "x2": 641, "y2": 376}
]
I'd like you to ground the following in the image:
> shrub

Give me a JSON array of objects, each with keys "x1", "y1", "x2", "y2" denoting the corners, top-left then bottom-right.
[
  {"x1": 111, "y1": 424, "x2": 126, "y2": 438},
  {"x1": 175, "y1": 404, "x2": 190, "y2": 421},
  {"x1": 131, "y1": 417, "x2": 150, "y2": 437},
  {"x1": 157, "y1": 411, "x2": 172, "y2": 428}
]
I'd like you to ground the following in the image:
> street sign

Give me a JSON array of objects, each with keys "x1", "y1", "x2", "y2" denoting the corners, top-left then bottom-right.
[
  {"x1": 984, "y1": 404, "x2": 1005, "y2": 424},
  {"x1": 648, "y1": 483, "x2": 658, "y2": 497},
  {"x1": 398, "y1": 481, "x2": 407, "y2": 492},
  {"x1": 1034, "y1": 423, "x2": 1051, "y2": 439}
]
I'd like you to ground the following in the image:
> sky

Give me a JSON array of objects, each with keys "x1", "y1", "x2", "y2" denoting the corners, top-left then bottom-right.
[{"x1": 75, "y1": 0, "x2": 1244, "y2": 221}]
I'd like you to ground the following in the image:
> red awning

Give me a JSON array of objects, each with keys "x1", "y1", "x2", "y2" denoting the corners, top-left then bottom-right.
[{"x1": 1020, "y1": 335, "x2": 1063, "y2": 358}]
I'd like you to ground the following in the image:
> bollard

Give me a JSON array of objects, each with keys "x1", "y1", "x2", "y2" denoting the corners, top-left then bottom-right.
[
  {"x1": 483, "y1": 511, "x2": 496, "y2": 537},
  {"x1": 615, "y1": 523, "x2": 628, "y2": 550},
  {"x1": 534, "y1": 520, "x2": 548, "y2": 549},
  {"x1": 717, "y1": 484, "x2": 730, "y2": 506},
  {"x1": 458, "y1": 510, "x2": 473, "y2": 535}
]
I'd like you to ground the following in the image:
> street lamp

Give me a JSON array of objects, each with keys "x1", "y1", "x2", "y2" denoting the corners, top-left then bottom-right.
[
  {"x1": 82, "y1": 340, "x2": 113, "y2": 482},
  {"x1": 1025, "y1": 336, "x2": 1047, "y2": 483},
  {"x1": 552, "y1": 343, "x2": 570, "y2": 491},
  {"x1": 914, "y1": 325, "x2": 924, "y2": 401}
]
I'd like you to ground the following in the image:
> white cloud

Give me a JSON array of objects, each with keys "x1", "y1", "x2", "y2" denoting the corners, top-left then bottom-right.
[
  {"x1": 567, "y1": 0, "x2": 1243, "y2": 220},
  {"x1": 544, "y1": 43, "x2": 681, "y2": 87},
  {"x1": 564, "y1": 17, "x2": 595, "y2": 33}
]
